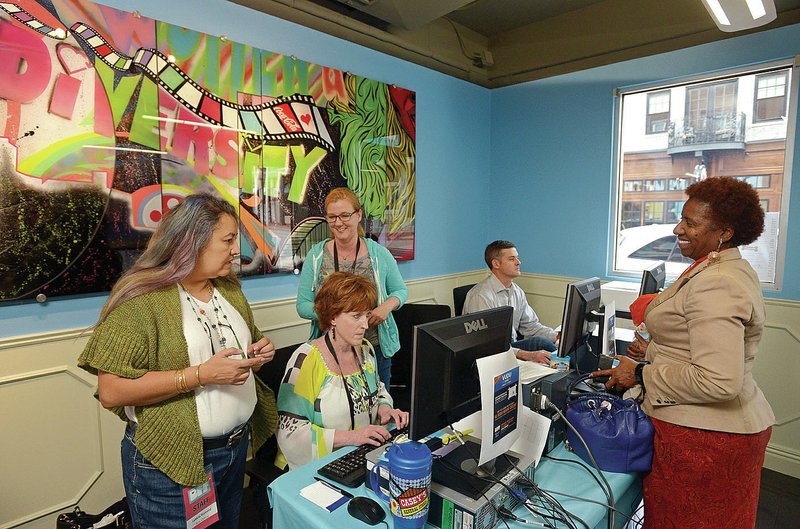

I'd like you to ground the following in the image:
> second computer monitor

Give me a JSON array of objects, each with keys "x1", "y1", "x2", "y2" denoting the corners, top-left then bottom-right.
[
  {"x1": 557, "y1": 277, "x2": 602, "y2": 373},
  {"x1": 639, "y1": 261, "x2": 666, "y2": 296},
  {"x1": 408, "y1": 306, "x2": 513, "y2": 441}
]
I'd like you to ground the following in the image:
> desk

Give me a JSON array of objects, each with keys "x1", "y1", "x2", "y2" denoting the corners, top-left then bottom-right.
[{"x1": 268, "y1": 443, "x2": 641, "y2": 529}]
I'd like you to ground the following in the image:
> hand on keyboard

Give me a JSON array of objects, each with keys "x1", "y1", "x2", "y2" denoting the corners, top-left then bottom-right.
[
  {"x1": 317, "y1": 426, "x2": 409, "y2": 488},
  {"x1": 339, "y1": 424, "x2": 392, "y2": 447}
]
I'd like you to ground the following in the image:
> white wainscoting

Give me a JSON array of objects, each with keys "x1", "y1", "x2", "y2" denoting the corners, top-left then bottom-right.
[{"x1": 0, "y1": 271, "x2": 797, "y2": 528}]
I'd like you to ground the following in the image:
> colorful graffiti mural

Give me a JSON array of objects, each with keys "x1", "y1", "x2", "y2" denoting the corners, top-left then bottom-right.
[{"x1": 0, "y1": 0, "x2": 416, "y2": 301}]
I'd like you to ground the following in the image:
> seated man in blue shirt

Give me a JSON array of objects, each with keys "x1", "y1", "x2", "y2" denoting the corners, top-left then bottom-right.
[{"x1": 463, "y1": 240, "x2": 558, "y2": 365}]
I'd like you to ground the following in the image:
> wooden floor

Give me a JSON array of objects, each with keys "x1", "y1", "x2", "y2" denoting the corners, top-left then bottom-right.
[
  {"x1": 757, "y1": 468, "x2": 800, "y2": 529},
  {"x1": 239, "y1": 467, "x2": 800, "y2": 528}
]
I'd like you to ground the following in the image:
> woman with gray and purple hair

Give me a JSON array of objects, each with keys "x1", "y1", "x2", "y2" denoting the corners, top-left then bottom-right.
[{"x1": 79, "y1": 194, "x2": 278, "y2": 529}]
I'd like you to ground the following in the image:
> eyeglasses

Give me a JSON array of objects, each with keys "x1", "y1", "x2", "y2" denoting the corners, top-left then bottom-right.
[{"x1": 325, "y1": 211, "x2": 357, "y2": 223}]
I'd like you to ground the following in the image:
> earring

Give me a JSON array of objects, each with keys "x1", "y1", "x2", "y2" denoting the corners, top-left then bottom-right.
[
  {"x1": 331, "y1": 324, "x2": 336, "y2": 340},
  {"x1": 708, "y1": 235, "x2": 724, "y2": 264}
]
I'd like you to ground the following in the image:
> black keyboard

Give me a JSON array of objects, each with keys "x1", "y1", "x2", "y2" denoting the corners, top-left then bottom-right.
[{"x1": 317, "y1": 427, "x2": 408, "y2": 488}]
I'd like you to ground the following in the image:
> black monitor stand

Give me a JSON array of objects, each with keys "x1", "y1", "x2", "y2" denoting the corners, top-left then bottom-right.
[{"x1": 431, "y1": 440, "x2": 518, "y2": 500}]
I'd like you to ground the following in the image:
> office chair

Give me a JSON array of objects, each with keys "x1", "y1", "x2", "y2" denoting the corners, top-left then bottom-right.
[{"x1": 452, "y1": 284, "x2": 476, "y2": 316}]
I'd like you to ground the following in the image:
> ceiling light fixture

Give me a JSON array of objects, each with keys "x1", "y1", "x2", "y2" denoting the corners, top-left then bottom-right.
[{"x1": 700, "y1": 0, "x2": 776, "y2": 32}]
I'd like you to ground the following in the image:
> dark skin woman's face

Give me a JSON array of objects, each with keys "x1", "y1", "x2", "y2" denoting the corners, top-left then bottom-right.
[{"x1": 673, "y1": 198, "x2": 732, "y2": 261}]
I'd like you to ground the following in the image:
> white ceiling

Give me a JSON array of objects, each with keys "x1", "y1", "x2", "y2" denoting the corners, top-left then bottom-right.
[{"x1": 229, "y1": 0, "x2": 800, "y2": 87}]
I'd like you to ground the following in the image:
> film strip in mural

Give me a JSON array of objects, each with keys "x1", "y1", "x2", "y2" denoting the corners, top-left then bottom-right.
[
  {"x1": 0, "y1": 2, "x2": 67, "y2": 39},
  {"x1": 69, "y1": 23, "x2": 335, "y2": 151},
  {"x1": 0, "y1": 3, "x2": 335, "y2": 151}
]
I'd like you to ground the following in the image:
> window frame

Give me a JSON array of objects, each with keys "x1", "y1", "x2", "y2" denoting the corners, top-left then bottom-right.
[{"x1": 611, "y1": 60, "x2": 797, "y2": 291}]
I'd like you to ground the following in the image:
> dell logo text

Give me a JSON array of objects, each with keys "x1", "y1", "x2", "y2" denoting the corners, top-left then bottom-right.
[{"x1": 464, "y1": 319, "x2": 488, "y2": 333}]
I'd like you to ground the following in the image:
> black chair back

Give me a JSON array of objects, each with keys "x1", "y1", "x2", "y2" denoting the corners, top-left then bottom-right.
[
  {"x1": 452, "y1": 284, "x2": 476, "y2": 316},
  {"x1": 391, "y1": 303, "x2": 452, "y2": 411}
]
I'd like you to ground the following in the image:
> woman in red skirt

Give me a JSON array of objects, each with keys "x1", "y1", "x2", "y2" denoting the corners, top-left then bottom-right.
[{"x1": 596, "y1": 177, "x2": 774, "y2": 529}]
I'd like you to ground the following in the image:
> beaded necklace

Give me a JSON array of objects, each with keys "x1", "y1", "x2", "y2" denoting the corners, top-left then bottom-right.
[{"x1": 180, "y1": 282, "x2": 243, "y2": 354}]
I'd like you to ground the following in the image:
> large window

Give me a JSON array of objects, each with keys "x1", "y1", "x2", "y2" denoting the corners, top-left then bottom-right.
[
  {"x1": 754, "y1": 71, "x2": 788, "y2": 122},
  {"x1": 613, "y1": 63, "x2": 795, "y2": 289}
]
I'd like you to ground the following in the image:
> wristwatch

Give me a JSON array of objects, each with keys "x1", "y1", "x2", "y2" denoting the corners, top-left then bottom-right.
[{"x1": 635, "y1": 361, "x2": 649, "y2": 388}]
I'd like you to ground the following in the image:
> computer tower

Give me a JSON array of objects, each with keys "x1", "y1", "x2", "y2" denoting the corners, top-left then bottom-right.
[{"x1": 523, "y1": 372, "x2": 570, "y2": 454}]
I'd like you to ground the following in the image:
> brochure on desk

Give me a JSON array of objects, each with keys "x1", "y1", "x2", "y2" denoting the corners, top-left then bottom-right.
[
  {"x1": 454, "y1": 349, "x2": 550, "y2": 467},
  {"x1": 477, "y1": 350, "x2": 519, "y2": 466}
]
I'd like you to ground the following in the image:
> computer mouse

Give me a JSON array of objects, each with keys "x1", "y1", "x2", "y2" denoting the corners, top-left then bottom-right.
[{"x1": 347, "y1": 496, "x2": 386, "y2": 525}]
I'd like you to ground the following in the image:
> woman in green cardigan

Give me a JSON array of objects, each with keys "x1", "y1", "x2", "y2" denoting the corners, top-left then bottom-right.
[{"x1": 79, "y1": 194, "x2": 278, "y2": 529}]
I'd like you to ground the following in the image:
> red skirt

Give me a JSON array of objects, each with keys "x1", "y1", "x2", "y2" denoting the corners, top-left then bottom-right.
[{"x1": 642, "y1": 417, "x2": 771, "y2": 529}]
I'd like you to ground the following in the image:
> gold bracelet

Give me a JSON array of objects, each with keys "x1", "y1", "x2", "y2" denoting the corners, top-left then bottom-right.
[
  {"x1": 178, "y1": 368, "x2": 189, "y2": 393},
  {"x1": 195, "y1": 365, "x2": 204, "y2": 388},
  {"x1": 174, "y1": 369, "x2": 182, "y2": 393}
]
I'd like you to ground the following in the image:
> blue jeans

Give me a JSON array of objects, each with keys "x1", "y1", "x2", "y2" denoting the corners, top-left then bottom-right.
[
  {"x1": 122, "y1": 424, "x2": 249, "y2": 529},
  {"x1": 512, "y1": 335, "x2": 557, "y2": 353},
  {"x1": 374, "y1": 344, "x2": 392, "y2": 390}
]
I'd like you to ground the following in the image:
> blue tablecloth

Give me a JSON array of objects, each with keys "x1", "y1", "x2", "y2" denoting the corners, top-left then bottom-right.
[{"x1": 267, "y1": 443, "x2": 641, "y2": 529}]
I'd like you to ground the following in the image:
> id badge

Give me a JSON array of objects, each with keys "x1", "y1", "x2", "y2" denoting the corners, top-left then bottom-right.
[{"x1": 182, "y1": 466, "x2": 219, "y2": 529}]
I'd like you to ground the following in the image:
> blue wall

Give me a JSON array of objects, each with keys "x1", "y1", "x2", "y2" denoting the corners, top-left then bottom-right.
[
  {"x1": 0, "y1": 0, "x2": 492, "y2": 337},
  {"x1": 491, "y1": 25, "x2": 800, "y2": 301},
  {"x1": 2, "y1": 1, "x2": 799, "y2": 338}
]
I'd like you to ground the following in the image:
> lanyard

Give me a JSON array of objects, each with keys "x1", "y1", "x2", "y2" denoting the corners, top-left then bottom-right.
[
  {"x1": 324, "y1": 332, "x2": 372, "y2": 431},
  {"x1": 333, "y1": 238, "x2": 361, "y2": 273}
]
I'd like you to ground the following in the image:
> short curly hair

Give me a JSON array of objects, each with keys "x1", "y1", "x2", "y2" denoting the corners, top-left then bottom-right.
[
  {"x1": 685, "y1": 177, "x2": 764, "y2": 247},
  {"x1": 314, "y1": 272, "x2": 377, "y2": 331}
]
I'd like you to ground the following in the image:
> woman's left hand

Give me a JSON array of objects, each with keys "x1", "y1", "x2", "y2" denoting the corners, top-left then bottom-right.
[
  {"x1": 368, "y1": 303, "x2": 391, "y2": 327},
  {"x1": 247, "y1": 337, "x2": 275, "y2": 371},
  {"x1": 377, "y1": 404, "x2": 409, "y2": 429},
  {"x1": 368, "y1": 298, "x2": 400, "y2": 327},
  {"x1": 593, "y1": 355, "x2": 638, "y2": 392}
]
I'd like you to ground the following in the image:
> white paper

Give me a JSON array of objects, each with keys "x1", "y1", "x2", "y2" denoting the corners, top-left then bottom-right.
[
  {"x1": 615, "y1": 327, "x2": 636, "y2": 343},
  {"x1": 476, "y1": 349, "x2": 521, "y2": 466},
  {"x1": 299, "y1": 481, "x2": 349, "y2": 512},
  {"x1": 509, "y1": 407, "x2": 551, "y2": 468},
  {"x1": 451, "y1": 411, "x2": 481, "y2": 438},
  {"x1": 517, "y1": 358, "x2": 557, "y2": 384},
  {"x1": 602, "y1": 300, "x2": 616, "y2": 357},
  {"x1": 452, "y1": 407, "x2": 550, "y2": 468}
]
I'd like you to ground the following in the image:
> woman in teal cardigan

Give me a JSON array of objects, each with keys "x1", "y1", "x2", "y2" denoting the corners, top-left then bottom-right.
[
  {"x1": 296, "y1": 187, "x2": 408, "y2": 389},
  {"x1": 79, "y1": 194, "x2": 278, "y2": 529}
]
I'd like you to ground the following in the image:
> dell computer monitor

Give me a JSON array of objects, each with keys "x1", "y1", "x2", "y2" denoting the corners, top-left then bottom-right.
[
  {"x1": 639, "y1": 262, "x2": 666, "y2": 296},
  {"x1": 408, "y1": 306, "x2": 513, "y2": 442},
  {"x1": 557, "y1": 277, "x2": 602, "y2": 374}
]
